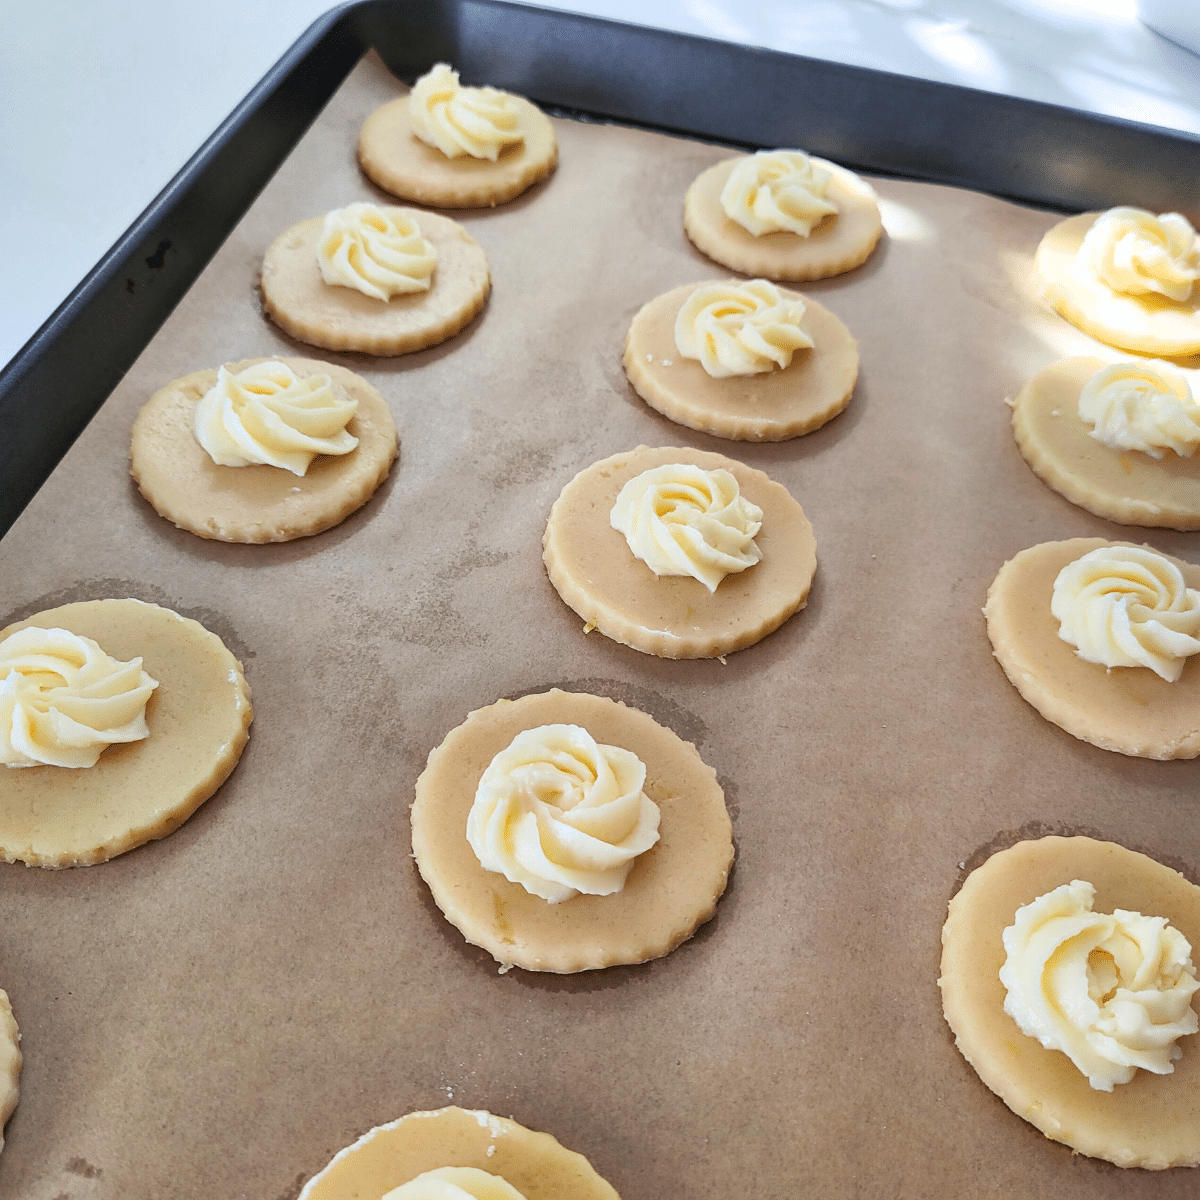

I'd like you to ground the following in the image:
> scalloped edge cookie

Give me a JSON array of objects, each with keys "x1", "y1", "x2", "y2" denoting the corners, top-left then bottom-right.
[
  {"x1": 984, "y1": 538, "x2": 1200, "y2": 759},
  {"x1": 1035, "y1": 213, "x2": 1200, "y2": 357},
  {"x1": 623, "y1": 283, "x2": 858, "y2": 441},
  {"x1": 130, "y1": 357, "x2": 398, "y2": 543},
  {"x1": 298, "y1": 1107, "x2": 620, "y2": 1200},
  {"x1": 261, "y1": 206, "x2": 489, "y2": 355},
  {"x1": 0, "y1": 599, "x2": 252, "y2": 866},
  {"x1": 359, "y1": 95, "x2": 557, "y2": 208},
  {"x1": 0, "y1": 989, "x2": 18, "y2": 1156},
  {"x1": 1011, "y1": 356, "x2": 1200, "y2": 529},
  {"x1": 684, "y1": 154, "x2": 883, "y2": 281},
  {"x1": 411, "y1": 689, "x2": 732, "y2": 973},
  {"x1": 543, "y1": 445, "x2": 816, "y2": 658},
  {"x1": 940, "y1": 835, "x2": 1200, "y2": 1169}
]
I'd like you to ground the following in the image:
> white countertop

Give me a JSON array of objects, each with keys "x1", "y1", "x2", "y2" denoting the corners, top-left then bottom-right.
[{"x1": 2, "y1": 0, "x2": 1198, "y2": 373}]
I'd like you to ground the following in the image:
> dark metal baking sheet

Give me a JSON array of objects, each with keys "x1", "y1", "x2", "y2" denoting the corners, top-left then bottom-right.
[{"x1": 2, "y1": 0, "x2": 1198, "y2": 539}]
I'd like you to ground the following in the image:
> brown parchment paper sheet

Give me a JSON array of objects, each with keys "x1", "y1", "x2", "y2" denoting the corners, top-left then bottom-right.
[{"x1": 3, "y1": 50, "x2": 1200, "y2": 1200}]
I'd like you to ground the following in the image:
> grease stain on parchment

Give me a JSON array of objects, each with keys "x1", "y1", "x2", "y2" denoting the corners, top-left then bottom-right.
[
  {"x1": 949, "y1": 818, "x2": 1200, "y2": 900},
  {"x1": 1, "y1": 578, "x2": 255, "y2": 665},
  {"x1": 66, "y1": 1155, "x2": 102, "y2": 1178}
]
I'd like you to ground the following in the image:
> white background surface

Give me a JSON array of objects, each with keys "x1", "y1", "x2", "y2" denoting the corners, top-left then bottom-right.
[{"x1": 2, "y1": 0, "x2": 1198, "y2": 372}]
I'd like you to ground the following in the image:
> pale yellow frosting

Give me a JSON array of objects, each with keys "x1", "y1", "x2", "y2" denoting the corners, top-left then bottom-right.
[
  {"x1": 674, "y1": 279, "x2": 813, "y2": 378},
  {"x1": 193, "y1": 360, "x2": 359, "y2": 476},
  {"x1": 719, "y1": 150, "x2": 839, "y2": 237},
  {"x1": 1051, "y1": 545, "x2": 1200, "y2": 682},
  {"x1": 408, "y1": 62, "x2": 524, "y2": 162},
  {"x1": 1078, "y1": 207, "x2": 1200, "y2": 303},
  {"x1": 383, "y1": 1167, "x2": 528, "y2": 1200},
  {"x1": 0, "y1": 627, "x2": 158, "y2": 768},
  {"x1": 1000, "y1": 880, "x2": 1199, "y2": 1092},
  {"x1": 317, "y1": 203, "x2": 437, "y2": 300},
  {"x1": 609, "y1": 462, "x2": 763, "y2": 592},
  {"x1": 466, "y1": 724, "x2": 661, "y2": 904},
  {"x1": 1076, "y1": 360, "x2": 1200, "y2": 460}
]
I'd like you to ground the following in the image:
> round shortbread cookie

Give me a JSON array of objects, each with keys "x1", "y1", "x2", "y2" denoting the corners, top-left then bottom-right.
[
  {"x1": 261, "y1": 207, "x2": 489, "y2": 355},
  {"x1": 543, "y1": 445, "x2": 816, "y2": 659},
  {"x1": 940, "y1": 835, "x2": 1200, "y2": 1169},
  {"x1": 298, "y1": 1107, "x2": 619, "y2": 1200},
  {"x1": 130, "y1": 357, "x2": 398, "y2": 543},
  {"x1": 684, "y1": 155, "x2": 882, "y2": 281},
  {"x1": 1011, "y1": 356, "x2": 1200, "y2": 529},
  {"x1": 0, "y1": 599, "x2": 252, "y2": 867},
  {"x1": 1035, "y1": 213, "x2": 1200, "y2": 357},
  {"x1": 622, "y1": 283, "x2": 858, "y2": 441},
  {"x1": 0, "y1": 989, "x2": 18, "y2": 1156},
  {"x1": 984, "y1": 538, "x2": 1200, "y2": 759},
  {"x1": 359, "y1": 96, "x2": 558, "y2": 208},
  {"x1": 411, "y1": 689, "x2": 732, "y2": 974}
]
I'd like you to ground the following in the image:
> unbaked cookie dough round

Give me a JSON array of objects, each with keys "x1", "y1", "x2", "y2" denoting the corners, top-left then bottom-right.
[
  {"x1": 940, "y1": 835, "x2": 1200, "y2": 1169},
  {"x1": 261, "y1": 207, "x2": 490, "y2": 355},
  {"x1": 1035, "y1": 213, "x2": 1200, "y2": 357},
  {"x1": 0, "y1": 599, "x2": 252, "y2": 867},
  {"x1": 684, "y1": 155, "x2": 883, "y2": 281},
  {"x1": 130, "y1": 357, "x2": 398, "y2": 543},
  {"x1": 623, "y1": 283, "x2": 858, "y2": 441},
  {"x1": 298, "y1": 1107, "x2": 619, "y2": 1200},
  {"x1": 359, "y1": 96, "x2": 557, "y2": 208},
  {"x1": 543, "y1": 446, "x2": 816, "y2": 659},
  {"x1": 411, "y1": 689, "x2": 732, "y2": 973},
  {"x1": 0, "y1": 989, "x2": 18, "y2": 1156},
  {"x1": 984, "y1": 538, "x2": 1200, "y2": 759},
  {"x1": 1012, "y1": 357, "x2": 1200, "y2": 529}
]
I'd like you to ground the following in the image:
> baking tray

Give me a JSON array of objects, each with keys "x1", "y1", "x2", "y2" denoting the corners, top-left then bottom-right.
[
  {"x1": 5, "y1": 4, "x2": 1200, "y2": 1199},
  {"x1": 3, "y1": 0, "x2": 1200, "y2": 539}
]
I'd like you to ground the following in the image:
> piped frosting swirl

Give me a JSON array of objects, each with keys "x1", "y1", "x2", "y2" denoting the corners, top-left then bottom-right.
[
  {"x1": 720, "y1": 150, "x2": 839, "y2": 237},
  {"x1": 0, "y1": 627, "x2": 158, "y2": 768},
  {"x1": 1078, "y1": 207, "x2": 1200, "y2": 303},
  {"x1": 1077, "y1": 360, "x2": 1200, "y2": 459},
  {"x1": 1051, "y1": 544, "x2": 1200, "y2": 682},
  {"x1": 610, "y1": 463, "x2": 763, "y2": 592},
  {"x1": 466, "y1": 724, "x2": 661, "y2": 904},
  {"x1": 409, "y1": 62, "x2": 524, "y2": 161},
  {"x1": 674, "y1": 279, "x2": 813, "y2": 378},
  {"x1": 317, "y1": 203, "x2": 437, "y2": 300},
  {"x1": 1080, "y1": 357, "x2": 1200, "y2": 456},
  {"x1": 1000, "y1": 880, "x2": 1199, "y2": 1092},
  {"x1": 193, "y1": 360, "x2": 359, "y2": 476}
]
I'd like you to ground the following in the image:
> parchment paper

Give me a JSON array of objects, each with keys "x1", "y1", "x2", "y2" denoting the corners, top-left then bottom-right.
[{"x1": 3, "y1": 50, "x2": 1199, "y2": 1200}]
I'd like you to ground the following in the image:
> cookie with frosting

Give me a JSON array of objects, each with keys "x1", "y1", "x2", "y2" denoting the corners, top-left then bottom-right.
[
  {"x1": 684, "y1": 150, "x2": 882, "y2": 281},
  {"x1": 411, "y1": 689, "x2": 732, "y2": 973},
  {"x1": 130, "y1": 357, "x2": 398, "y2": 542},
  {"x1": 260, "y1": 202, "x2": 490, "y2": 355},
  {"x1": 1011, "y1": 356, "x2": 1200, "y2": 528},
  {"x1": 941, "y1": 835, "x2": 1200, "y2": 1168},
  {"x1": 359, "y1": 63, "x2": 558, "y2": 208},
  {"x1": 623, "y1": 279, "x2": 858, "y2": 440},
  {"x1": 985, "y1": 538, "x2": 1200, "y2": 758},
  {"x1": 1036, "y1": 208, "x2": 1200, "y2": 356},
  {"x1": 543, "y1": 445, "x2": 816, "y2": 658},
  {"x1": 0, "y1": 598, "x2": 251, "y2": 867}
]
